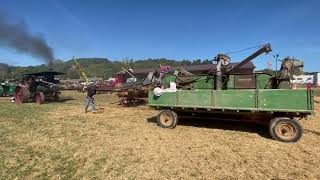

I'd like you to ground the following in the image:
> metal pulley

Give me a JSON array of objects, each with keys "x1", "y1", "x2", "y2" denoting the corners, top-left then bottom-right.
[{"x1": 215, "y1": 54, "x2": 231, "y2": 66}]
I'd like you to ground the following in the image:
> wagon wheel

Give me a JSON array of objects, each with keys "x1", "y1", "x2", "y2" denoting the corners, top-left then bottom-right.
[
  {"x1": 269, "y1": 117, "x2": 302, "y2": 142},
  {"x1": 35, "y1": 92, "x2": 45, "y2": 105},
  {"x1": 54, "y1": 92, "x2": 61, "y2": 102},
  {"x1": 14, "y1": 87, "x2": 23, "y2": 105},
  {"x1": 120, "y1": 98, "x2": 128, "y2": 106},
  {"x1": 157, "y1": 110, "x2": 178, "y2": 128}
]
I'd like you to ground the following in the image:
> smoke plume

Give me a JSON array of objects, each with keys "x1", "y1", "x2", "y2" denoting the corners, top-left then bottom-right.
[
  {"x1": 0, "y1": 63, "x2": 9, "y2": 78},
  {"x1": 0, "y1": 13, "x2": 54, "y2": 64}
]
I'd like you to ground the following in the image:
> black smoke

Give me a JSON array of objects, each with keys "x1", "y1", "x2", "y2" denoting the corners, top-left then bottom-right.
[
  {"x1": 0, "y1": 13, "x2": 54, "y2": 65},
  {"x1": 0, "y1": 63, "x2": 9, "y2": 79}
]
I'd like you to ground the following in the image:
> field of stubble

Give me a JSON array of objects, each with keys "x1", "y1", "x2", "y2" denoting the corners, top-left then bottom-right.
[{"x1": 0, "y1": 91, "x2": 319, "y2": 179}]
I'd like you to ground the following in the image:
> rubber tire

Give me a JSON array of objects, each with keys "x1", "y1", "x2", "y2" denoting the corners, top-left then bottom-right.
[
  {"x1": 54, "y1": 92, "x2": 61, "y2": 101},
  {"x1": 269, "y1": 117, "x2": 303, "y2": 143},
  {"x1": 157, "y1": 110, "x2": 178, "y2": 129}
]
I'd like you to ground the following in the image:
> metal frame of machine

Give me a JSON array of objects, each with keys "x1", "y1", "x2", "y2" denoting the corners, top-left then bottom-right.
[{"x1": 0, "y1": 81, "x2": 16, "y2": 97}]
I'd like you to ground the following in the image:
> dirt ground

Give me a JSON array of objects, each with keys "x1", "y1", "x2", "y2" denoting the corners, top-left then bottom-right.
[{"x1": 0, "y1": 91, "x2": 319, "y2": 179}]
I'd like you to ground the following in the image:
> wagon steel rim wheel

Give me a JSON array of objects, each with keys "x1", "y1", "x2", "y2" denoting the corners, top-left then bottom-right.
[
  {"x1": 15, "y1": 94, "x2": 22, "y2": 105},
  {"x1": 276, "y1": 122, "x2": 297, "y2": 140},
  {"x1": 36, "y1": 93, "x2": 41, "y2": 105},
  {"x1": 160, "y1": 112, "x2": 174, "y2": 126},
  {"x1": 14, "y1": 88, "x2": 23, "y2": 105}
]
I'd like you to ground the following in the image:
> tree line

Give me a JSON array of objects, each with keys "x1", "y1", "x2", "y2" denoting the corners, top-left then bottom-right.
[{"x1": 0, "y1": 58, "x2": 214, "y2": 80}]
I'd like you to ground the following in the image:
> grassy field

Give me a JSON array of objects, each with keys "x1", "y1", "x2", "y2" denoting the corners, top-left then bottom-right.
[
  {"x1": 0, "y1": 91, "x2": 320, "y2": 179},
  {"x1": 314, "y1": 88, "x2": 320, "y2": 96}
]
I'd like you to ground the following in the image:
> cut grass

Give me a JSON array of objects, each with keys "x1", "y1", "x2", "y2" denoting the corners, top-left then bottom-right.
[
  {"x1": 314, "y1": 88, "x2": 320, "y2": 96},
  {"x1": 0, "y1": 91, "x2": 319, "y2": 179}
]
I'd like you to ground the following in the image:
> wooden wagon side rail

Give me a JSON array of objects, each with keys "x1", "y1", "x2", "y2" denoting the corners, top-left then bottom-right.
[{"x1": 149, "y1": 89, "x2": 314, "y2": 114}]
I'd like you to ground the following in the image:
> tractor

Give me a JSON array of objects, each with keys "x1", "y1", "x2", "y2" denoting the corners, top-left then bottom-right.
[{"x1": 14, "y1": 70, "x2": 64, "y2": 104}]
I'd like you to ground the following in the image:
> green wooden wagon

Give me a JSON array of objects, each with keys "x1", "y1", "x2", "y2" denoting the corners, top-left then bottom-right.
[
  {"x1": 146, "y1": 44, "x2": 316, "y2": 142},
  {"x1": 149, "y1": 88, "x2": 314, "y2": 142}
]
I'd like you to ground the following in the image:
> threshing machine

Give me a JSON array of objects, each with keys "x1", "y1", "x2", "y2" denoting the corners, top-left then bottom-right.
[{"x1": 149, "y1": 44, "x2": 314, "y2": 142}]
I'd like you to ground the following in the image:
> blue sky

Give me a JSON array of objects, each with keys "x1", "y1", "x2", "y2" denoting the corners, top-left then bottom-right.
[{"x1": 0, "y1": 0, "x2": 319, "y2": 71}]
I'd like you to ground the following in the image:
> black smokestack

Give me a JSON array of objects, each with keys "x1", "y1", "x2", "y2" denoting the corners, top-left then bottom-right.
[{"x1": 0, "y1": 13, "x2": 54, "y2": 65}]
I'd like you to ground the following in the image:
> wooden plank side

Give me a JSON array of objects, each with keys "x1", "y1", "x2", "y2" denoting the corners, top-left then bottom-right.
[
  {"x1": 214, "y1": 90, "x2": 256, "y2": 109},
  {"x1": 258, "y1": 89, "x2": 310, "y2": 110},
  {"x1": 149, "y1": 89, "x2": 313, "y2": 113},
  {"x1": 148, "y1": 90, "x2": 177, "y2": 106},
  {"x1": 177, "y1": 90, "x2": 211, "y2": 107}
]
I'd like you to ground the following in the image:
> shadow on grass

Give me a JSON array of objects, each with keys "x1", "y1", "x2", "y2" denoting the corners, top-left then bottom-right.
[
  {"x1": 313, "y1": 88, "x2": 320, "y2": 96},
  {"x1": 118, "y1": 99, "x2": 148, "y2": 107},
  {"x1": 9, "y1": 97, "x2": 76, "y2": 105},
  {"x1": 39, "y1": 97, "x2": 76, "y2": 104},
  {"x1": 147, "y1": 115, "x2": 271, "y2": 139},
  {"x1": 58, "y1": 97, "x2": 76, "y2": 103}
]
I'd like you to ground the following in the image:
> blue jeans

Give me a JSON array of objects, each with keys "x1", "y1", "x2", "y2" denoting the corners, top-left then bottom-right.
[{"x1": 85, "y1": 97, "x2": 96, "y2": 113}]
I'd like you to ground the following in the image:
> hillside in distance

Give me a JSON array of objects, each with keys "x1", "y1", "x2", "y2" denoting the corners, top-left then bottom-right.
[{"x1": 1, "y1": 58, "x2": 212, "y2": 80}]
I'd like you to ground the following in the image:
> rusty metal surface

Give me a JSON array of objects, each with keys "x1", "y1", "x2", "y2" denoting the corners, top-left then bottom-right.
[
  {"x1": 234, "y1": 74, "x2": 256, "y2": 89},
  {"x1": 227, "y1": 44, "x2": 272, "y2": 74}
]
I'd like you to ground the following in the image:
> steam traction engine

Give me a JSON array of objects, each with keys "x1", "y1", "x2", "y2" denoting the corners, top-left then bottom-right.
[{"x1": 14, "y1": 71, "x2": 64, "y2": 104}]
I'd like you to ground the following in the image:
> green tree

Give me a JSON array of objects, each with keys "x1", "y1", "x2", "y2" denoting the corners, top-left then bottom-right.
[
  {"x1": 202, "y1": 59, "x2": 212, "y2": 64},
  {"x1": 181, "y1": 59, "x2": 192, "y2": 65},
  {"x1": 192, "y1": 59, "x2": 202, "y2": 65}
]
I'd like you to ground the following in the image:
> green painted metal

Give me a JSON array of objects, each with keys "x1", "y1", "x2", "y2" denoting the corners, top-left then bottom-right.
[
  {"x1": 163, "y1": 75, "x2": 214, "y2": 89},
  {"x1": 165, "y1": 74, "x2": 272, "y2": 90},
  {"x1": 258, "y1": 89, "x2": 311, "y2": 110},
  {"x1": 0, "y1": 86, "x2": 3, "y2": 96},
  {"x1": 227, "y1": 75, "x2": 235, "y2": 89},
  {"x1": 7, "y1": 85, "x2": 16, "y2": 96},
  {"x1": 163, "y1": 75, "x2": 176, "y2": 85},
  {"x1": 149, "y1": 89, "x2": 314, "y2": 113},
  {"x1": 214, "y1": 90, "x2": 256, "y2": 108},
  {"x1": 178, "y1": 90, "x2": 211, "y2": 106},
  {"x1": 0, "y1": 84, "x2": 16, "y2": 96},
  {"x1": 190, "y1": 76, "x2": 214, "y2": 89},
  {"x1": 156, "y1": 73, "x2": 314, "y2": 114},
  {"x1": 256, "y1": 74, "x2": 271, "y2": 89},
  {"x1": 149, "y1": 90, "x2": 176, "y2": 105}
]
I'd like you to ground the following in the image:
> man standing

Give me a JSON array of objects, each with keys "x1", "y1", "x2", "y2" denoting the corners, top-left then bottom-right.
[{"x1": 85, "y1": 84, "x2": 97, "y2": 113}]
